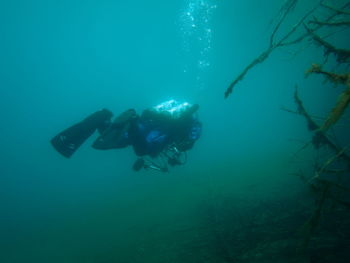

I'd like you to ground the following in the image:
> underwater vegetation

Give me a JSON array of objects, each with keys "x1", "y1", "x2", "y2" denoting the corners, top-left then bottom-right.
[{"x1": 212, "y1": 0, "x2": 350, "y2": 262}]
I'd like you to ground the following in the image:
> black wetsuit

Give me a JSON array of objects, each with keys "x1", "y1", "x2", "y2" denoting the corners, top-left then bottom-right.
[{"x1": 51, "y1": 106, "x2": 201, "y2": 159}]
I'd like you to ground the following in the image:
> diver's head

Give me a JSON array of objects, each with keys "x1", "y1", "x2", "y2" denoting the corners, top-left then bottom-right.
[{"x1": 181, "y1": 103, "x2": 199, "y2": 119}]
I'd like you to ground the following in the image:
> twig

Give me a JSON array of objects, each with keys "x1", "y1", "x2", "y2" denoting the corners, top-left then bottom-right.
[
  {"x1": 309, "y1": 19, "x2": 350, "y2": 26},
  {"x1": 321, "y1": 86, "x2": 350, "y2": 131},
  {"x1": 321, "y1": 3, "x2": 350, "y2": 15},
  {"x1": 304, "y1": 26, "x2": 350, "y2": 63},
  {"x1": 306, "y1": 64, "x2": 350, "y2": 131},
  {"x1": 278, "y1": 4, "x2": 320, "y2": 46},
  {"x1": 293, "y1": 86, "x2": 319, "y2": 131},
  {"x1": 281, "y1": 1, "x2": 350, "y2": 46},
  {"x1": 224, "y1": 0, "x2": 325, "y2": 98},
  {"x1": 224, "y1": 47, "x2": 273, "y2": 98},
  {"x1": 270, "y1": 0, "x2": 298, "y2": 46},
  {"x1": 306, "y1": 64, "x2": 350, "y2": 84},
  {"x1": 293, "y1": 86, "x2": 350, "y2": 164},
  {"x1": 281, "y1": 106, "x2": 325, "y2": 120},
  {"x1": 224, "y1": 0, "x2": 350, "y2": 99},
  {"x1": 310, "y1": 146, "x2": 349, "y2": 182}
]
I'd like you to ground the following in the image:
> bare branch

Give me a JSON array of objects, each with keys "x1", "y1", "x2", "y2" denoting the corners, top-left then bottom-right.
[
  {"x1": 224, "y1": 0, "x2": 325, "y2": 98},
  {"x1": 280, "y1": 106, "x2": 325, "y2": 120},
  {"x1": 224, "y1": 47, "x2": 274, "y2": 98},
  {"x1": 270, "y1": 0, "x2": 298, "y2": 47},
  {"x1": 293, "y1": 86, "x2": 319, "y2": 131},
  {"x1": 276, "y1": 1, "x2": 350, "y2": 46},
  {"x1": 293, "y1": 86, "x2": 350, "y2": 164},
  {"x1": 278, "y1": 3, "x2": 321, "y2": 46},
  {"x1": 305, "y1": 26, "x2": 350, "y2": 63},
  {"x1": 306, "y1": 64, "x2": 350, "y2": 132},
  {"x1": 321, "y1": 3, "x2": 350, "y2": 15},
  {"x1": 306, "y1": 64, "x2": 350, "y2": 85},
  {"x1": 309, "y1": 19, "x2": 350, "y2": 26}
]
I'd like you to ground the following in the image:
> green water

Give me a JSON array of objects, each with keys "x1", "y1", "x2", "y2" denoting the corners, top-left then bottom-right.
[{"x1": 1, "y1": 0, "x2": 349, "y2": 262}]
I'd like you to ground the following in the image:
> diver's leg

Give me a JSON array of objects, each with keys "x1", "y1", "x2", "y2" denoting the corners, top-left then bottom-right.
[
  {"x1": 92, "y1": 109, "x2": 137, "y2": 150},
  {"x1": 51, "y1": 109, "x2": 113, "y2": 158}
]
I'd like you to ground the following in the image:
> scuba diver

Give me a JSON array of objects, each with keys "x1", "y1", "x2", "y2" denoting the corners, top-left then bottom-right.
[{"x1": 51, "y1": 100, "x2": 202, "y2": 172}]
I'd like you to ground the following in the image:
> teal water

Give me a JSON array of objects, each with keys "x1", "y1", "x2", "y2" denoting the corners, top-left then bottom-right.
[{"x1": 1, "y1": 0, "x2": 349, "y2": 262}]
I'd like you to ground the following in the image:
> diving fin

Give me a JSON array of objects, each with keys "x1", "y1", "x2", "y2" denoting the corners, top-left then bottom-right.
[{"x1": 51, "y1": 109, "x2": 113, "y2": 158}]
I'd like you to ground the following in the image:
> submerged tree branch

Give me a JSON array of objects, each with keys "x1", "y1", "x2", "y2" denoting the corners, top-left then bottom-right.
[
  {"x1": 321, "y1": 3, "x2": 350, "y2": 15},
  {"x1": 280, "y1": 1, "x2": 347, "y2": 46},
  {"x1": 270, "y1": 0, "x2": 299, "y2": 47},
  {"x1": 306, "y1": 64, "x2": 350, "y2": 132},
  {"x1": 305, "y1": 26, "x2": 350, "y2": 63},
  {"x1": 224, "y1": 1, "x2": 350, "y2": 99},
  {"x1": 224, "y1": 0, "x2": 324, "y2": 99},
  {"x1": 292, "y1": 86, "x2": 350, "y2": 164},
  {"x1": 309, "y1": 19, "x2": 350, "y2": 27},
  {"x1": 224, "y1": 47, "x2": 274, "y2": 98}
]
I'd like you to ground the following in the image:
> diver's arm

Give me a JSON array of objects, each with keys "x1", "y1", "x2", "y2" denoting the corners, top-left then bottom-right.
[{"x1": 176, "y1": 120, "x2": 202, "y2": 152}]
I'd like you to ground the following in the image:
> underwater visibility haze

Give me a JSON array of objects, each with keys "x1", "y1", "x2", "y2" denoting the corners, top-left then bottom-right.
[{"x1": 1, "y1": 0, "x2": 350, "y2": 262}]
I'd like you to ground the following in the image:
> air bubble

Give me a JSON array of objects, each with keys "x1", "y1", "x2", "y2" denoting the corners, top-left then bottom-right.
[{"x1": 180, "y1": 0, "x2": 216, "y2": 73}]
